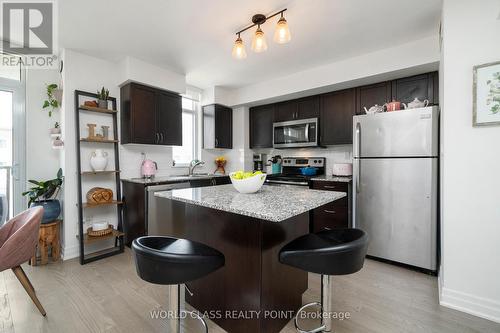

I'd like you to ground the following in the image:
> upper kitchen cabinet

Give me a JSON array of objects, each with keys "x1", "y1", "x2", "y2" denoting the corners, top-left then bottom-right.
[
  {"x1": 320, "y1": 88, "x2": 356, "y2": 145},
  {"x1": 355, "y1": 81, "x2": 392, "y2": 115},
  {"x1": 250, "y1": 104, "x2": 275, "y2": 149},
  {"x1": 120, "y1": 82, "x2": 182, "y2": 145},
  {"x1": 274, "y1": 96, "x2": 319, "y2": 122},
  {"x1": 391, "y1": 72, "x2": 438, "y2": 106},
  {"x1": 203, "y1": 104, "x2": 232, "y2": 149}
]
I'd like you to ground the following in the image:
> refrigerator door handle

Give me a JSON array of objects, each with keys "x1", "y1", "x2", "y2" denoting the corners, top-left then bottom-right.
[
  {"x1": 355, "y1": 122, "x2": 361, "y2": 158},
  {"x1": 355, "y1": 122, "x2": 361, "y2": 194}
]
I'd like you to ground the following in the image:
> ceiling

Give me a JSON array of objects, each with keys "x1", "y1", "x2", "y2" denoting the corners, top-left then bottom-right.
[{"x1": 59, "y1": 0, "x2": 442, "y2": 90}]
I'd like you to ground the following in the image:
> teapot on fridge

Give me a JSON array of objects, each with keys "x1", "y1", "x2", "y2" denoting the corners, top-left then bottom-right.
[
  {"x1": 403, "y1": 98, "x2": 429, "y2": 109},
  {"x1": 363, "y1": 104, "x2": 385, "y2": 114}
]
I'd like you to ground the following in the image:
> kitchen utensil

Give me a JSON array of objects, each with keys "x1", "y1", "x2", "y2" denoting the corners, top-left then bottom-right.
[
  {"x1": 86, "y1": 187, "x2": 113, "y2": 204},
  {"x1": 87, "y1": 225, "x2": 113, "y2": 237},
  {"x1": 141, "y1": 159, "x2": 158, "y2": 178},
  {"x1": 299, "y1": 167, "x2": 318, "y2": 176},
  {"x1": 229, "y1": 172, "x2": 267, "y2": 194},
  {"x1": 403, "y1": 98, "x2": 429, "y2": 109},
  {"x1": 364, "y1": 104, "x2": 385, "y2": 114},
  {"x1": 91, "y1": 221, "x2": 109, "y2": 231},
  {"x1": 384, "y1": 100, "x2": 404, "y2": 112},
  {"x1": 90, "y1": 149, "x2": 108, "y2": 171},
  {"x1": 269, "y1": 155, "x2": 282, "y2": 174},
  {"x1": 332, "y1": 163, "x2": 353, "y2": 176}
]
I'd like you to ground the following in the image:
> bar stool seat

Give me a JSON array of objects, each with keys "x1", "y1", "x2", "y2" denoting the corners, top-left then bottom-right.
[
  {"x1": 133, "y1": 236, "x2": 224, "y2": 285},
  {"x1": 279, "y1": 229, "x2": 368, "y2": 333},
  {"x1": 279, "y1": 228, "x2": 368, "y2": 275},
  {"x1": 133, "y1": 236, "x2": 224, "y2": 332}
]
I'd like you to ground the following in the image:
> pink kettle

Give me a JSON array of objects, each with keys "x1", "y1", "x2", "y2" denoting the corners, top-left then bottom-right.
[{"x1": 141, "y1": 159, "x2": 157, "y2": 178}]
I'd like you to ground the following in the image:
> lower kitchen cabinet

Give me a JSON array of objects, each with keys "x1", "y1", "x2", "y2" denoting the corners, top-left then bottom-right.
[
  {"x1": 121, "y1": 176, "x2": 231, "y2": 246},
  {"x1": 310, "y1": 180, "x2": 352, "y2": 232}
]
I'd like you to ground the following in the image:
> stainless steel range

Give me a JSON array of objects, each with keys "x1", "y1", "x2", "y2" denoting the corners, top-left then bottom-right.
[{"x1": 266, "y1": 157, "x2": 325, "y2": 186}]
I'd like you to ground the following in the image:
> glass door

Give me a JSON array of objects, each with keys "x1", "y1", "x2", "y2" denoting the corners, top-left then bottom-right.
[{"x1": 0, "y1": 57, "x2": 25, "y2": 225}]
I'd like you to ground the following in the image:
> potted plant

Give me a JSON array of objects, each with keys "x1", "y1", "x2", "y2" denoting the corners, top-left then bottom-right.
[
  {"x1": 22, "y1": 168, "x2": 64, "y2": 224},
  {"x1": 42, "y1": 83, "x2": 61, "y2": 117},
  {"x1": 97, "y1": 87, "x2": 109, "y2": 109},
  {"x1": 50, "y1": 122, "x2": 61, "y2": 135}
]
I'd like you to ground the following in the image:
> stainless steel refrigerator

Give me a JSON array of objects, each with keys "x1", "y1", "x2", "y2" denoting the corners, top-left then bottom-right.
[{"x1": 353, "y1": 106, "x2": 438, "y2": 271}]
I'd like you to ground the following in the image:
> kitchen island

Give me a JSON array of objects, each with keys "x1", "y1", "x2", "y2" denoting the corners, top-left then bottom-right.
[{"x1": 155, "y1": 184, "x2": 345, "y2": 333}]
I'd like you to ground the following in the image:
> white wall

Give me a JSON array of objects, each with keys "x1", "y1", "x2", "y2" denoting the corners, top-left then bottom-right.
[
  {"x1": 119, "y1": 56, "x2": 185, "y2": 93},
  {"x1": 439, "y1": 0, "x2": 500, "y2": 323},
  {"x1": 26, "y1": 69, "x2": 61, "y2": 181},
  {"x1": 224, "y1": 35, "x2": 440, "y2": 107},
  {"x1": 200, "y1": 106, "x2": 252, "y2": 174},
  {"x1": 59, "y1": 49, "x2": 188, "y2": 259}
]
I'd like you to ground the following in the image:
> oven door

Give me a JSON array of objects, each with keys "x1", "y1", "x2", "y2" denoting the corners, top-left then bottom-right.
[{"x1": 273, "y1": 118, "x2": 318, "y2": 148}]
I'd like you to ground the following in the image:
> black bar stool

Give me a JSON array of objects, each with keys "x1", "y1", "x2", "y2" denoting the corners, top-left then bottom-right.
[
  {"x1": 132, "y1": 236, "x2": 225, "y2": 332},
  {"x1": 279, "y1": 228, "x2": 368, "y2": 333}
]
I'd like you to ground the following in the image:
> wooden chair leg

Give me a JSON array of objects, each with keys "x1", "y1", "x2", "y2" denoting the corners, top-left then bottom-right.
[
  {"x1": 18, "y1": 266, "x2": 35, "y2": 292},
  {"x1": 11, "y1": 266, "x2": 46, "y2": 316}
]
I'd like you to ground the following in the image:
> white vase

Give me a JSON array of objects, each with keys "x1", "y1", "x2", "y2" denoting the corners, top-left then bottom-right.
[{"x1": 90, "y1": 149, "x2": 108, "y2": 171}]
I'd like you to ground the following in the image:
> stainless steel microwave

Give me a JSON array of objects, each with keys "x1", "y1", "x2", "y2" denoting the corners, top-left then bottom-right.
[{"x1": 273, "y1": 118, "x2": 318, "y2": 148}]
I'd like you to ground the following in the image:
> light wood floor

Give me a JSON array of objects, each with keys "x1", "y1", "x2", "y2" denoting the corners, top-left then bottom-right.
[{"x1": 1, "y1": 249, "x2": 499, "y2": 333}]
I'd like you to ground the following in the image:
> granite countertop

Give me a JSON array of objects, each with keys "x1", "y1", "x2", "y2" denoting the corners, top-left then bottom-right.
[
  {"x1": 155, "y1": 184, "x2": 346, "y2": 222},
  {"x1": 311, "y1": 175, "x2": 352, "y2": 183},
  {"x1": 122, "y1": 174, "x2": 227, "y2": 185}
]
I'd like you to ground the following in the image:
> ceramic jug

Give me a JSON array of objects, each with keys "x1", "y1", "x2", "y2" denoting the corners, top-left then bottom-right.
[{"x1": 90, "y1": 149, "x2": 108, "y2": 171}]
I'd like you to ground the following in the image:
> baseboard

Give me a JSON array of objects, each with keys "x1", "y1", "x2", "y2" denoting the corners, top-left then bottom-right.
[
  {"x1": 440, "y1": 287, "x2": 500, "y2": 323},
  {"x1": 61, "y1": 244, "x2": 79, "y2": 260}
]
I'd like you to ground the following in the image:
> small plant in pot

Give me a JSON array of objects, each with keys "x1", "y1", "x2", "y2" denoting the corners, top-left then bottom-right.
[
  {"x1": 22, "y1": 168, "x2": 64, "y2": 224},
  {"x1": 42, "y1": 83, "x2": 61, "y2": 117},
  {"x1": 96, "y1": 87, "x2": 109, "y2": 109},
  {"x1": 50, "y1": 121, "x2": 61, "y2": 135}
]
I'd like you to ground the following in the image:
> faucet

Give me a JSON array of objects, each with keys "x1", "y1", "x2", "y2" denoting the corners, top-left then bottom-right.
[{"x1": 188, "y1": 159, "x2": 205, "y2": 176}]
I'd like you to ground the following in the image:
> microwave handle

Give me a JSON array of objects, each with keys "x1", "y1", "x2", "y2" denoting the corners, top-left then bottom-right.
[{"x1": 305, "y1": 123, "x2": 309, "y2": 140}]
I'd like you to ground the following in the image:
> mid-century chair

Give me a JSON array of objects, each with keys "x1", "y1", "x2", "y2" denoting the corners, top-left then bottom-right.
[{"x1": 0, "y1": 206, "x2": 46, "y2": 316}]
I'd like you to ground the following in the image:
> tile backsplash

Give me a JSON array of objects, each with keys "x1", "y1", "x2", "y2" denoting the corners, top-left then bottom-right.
[
  {"x1": 119, "y1": 144, "x2": 352, "y2": 180},
  {"x1": 252, "y1": 145, "x2": 353, "y2": 175}
]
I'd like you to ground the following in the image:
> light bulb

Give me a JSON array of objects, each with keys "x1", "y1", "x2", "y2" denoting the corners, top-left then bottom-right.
[
  {"x1": 232, "y1": 36, "x2": 247, "y2": 59},
  {"x1": 251, "y1": 26, "x2": 268, "y2": 53},
  {"x1": 274, "y1": 16, "x2": 291, "y2": 44}
]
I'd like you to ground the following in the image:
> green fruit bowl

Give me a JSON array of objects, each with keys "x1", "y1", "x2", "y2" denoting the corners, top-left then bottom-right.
[{"x1": 229, "y1": 171, "x2": 267, "y2": 194}]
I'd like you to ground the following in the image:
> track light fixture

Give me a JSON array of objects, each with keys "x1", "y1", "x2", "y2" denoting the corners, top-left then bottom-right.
[{"x1": 232, "y1": 9, "x2": 291, "y2": 59}]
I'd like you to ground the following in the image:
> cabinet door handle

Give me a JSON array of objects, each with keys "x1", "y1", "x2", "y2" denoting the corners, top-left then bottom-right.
[
  {"x1": 323, "y1": 185, "x2": 336, "y2": 189},
  {"x1": 324, "y1": 209, "x2": 336, "y2": 214},
  {"x1": 160, "y1": 133, "x2": 164, "y2": 143},
  {"x1": 155, "y1": 133, "x2": 159, "y2": 144},
  {"x1": 215, "y1": 138, "x2": 218, "y2": 147}
]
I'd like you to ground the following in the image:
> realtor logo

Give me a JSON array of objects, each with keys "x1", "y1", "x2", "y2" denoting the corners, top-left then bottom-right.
[{"x1": 2, "y1": 2, "x2": 53, "y2": 54}]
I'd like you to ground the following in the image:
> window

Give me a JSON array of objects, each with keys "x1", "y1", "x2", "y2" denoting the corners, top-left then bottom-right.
[{"x1": 172, "y1": 97, "x2": 198, "y2": 166}]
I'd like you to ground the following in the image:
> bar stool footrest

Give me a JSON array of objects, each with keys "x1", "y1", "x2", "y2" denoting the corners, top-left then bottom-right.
[{"x1": 294, "y1": 302, "x2": 326, "y2": 333}]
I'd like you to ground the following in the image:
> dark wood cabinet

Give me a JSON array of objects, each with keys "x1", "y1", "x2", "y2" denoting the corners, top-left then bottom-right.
[
  {"x1": 248, "y1": 71, "x2": 438, "y2": 147},
  {"x1": 122, "y1": 176, "x2": 232, "y2": 246},
  {"x1": 320, "y1": 88, "x2": 356, "y2": 145},
  {"x1": 275, "y1": 100, "x2": 297, "y2": 122},
  {"x1": 121, "y1": 82, "x2": 182, "y2": 145},
  {"x1": 275, "y1": 96, "x2": 319, "y2": 122},
  {"x1": 310, "y1": 180, "x2": 351, "y2": 232},
  {"x1": 203, "y1": 104, "x2": 232, "y2": 149},
  {"x1": 249, "y1": 104, "x2": 275, "y2": 148},
  {"x1": 391, "y1": 72, "x2": 438, "y2": 106},
  {"x1": 355, "y1": 81, "x2": 392, "y2": 115},
  {"x1": 158, "y1": 91, "x2": 182, "y2": 145}
]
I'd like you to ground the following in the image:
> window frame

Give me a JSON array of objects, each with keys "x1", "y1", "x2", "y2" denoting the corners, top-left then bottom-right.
[{"x1": 171, "y1": 96, "x2": 199, "y2": 168}]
